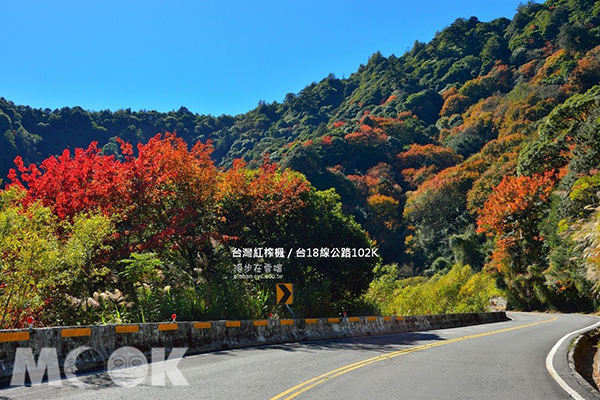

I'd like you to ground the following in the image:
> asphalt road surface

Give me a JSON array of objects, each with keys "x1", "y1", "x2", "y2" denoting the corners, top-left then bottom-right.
[{"x1": 1, "y1": 312, "x2": 599, "y2": 400}]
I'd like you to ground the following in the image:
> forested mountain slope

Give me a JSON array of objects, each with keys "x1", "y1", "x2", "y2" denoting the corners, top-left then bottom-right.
[{"x1": 3, "y1": 0, "x2": 600, "y2": 311}]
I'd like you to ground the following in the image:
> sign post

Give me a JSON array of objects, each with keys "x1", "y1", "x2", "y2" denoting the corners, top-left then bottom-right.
[{"x1": 276, "y1": 283, "x2": 294, "y2": 318}]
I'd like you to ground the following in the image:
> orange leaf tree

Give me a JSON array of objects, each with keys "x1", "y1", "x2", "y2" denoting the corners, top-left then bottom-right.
[{"x1": 476, "y1": 171, "x2": 558, "y2": 308}]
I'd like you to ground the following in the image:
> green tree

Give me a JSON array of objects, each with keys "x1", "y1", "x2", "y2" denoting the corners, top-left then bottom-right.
[{"x1": 0, "y1": 187, "x2": 113, "y2": 328}]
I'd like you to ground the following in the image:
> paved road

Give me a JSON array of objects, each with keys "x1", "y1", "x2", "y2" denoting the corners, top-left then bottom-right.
[{"x1": 1, "y1": 312, "x2": 599, "y2": 400}]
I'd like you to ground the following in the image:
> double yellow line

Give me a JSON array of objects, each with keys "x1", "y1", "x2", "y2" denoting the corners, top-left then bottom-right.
[{"x1": 270, "y1": 316, "x2": 558, "y2": 400}]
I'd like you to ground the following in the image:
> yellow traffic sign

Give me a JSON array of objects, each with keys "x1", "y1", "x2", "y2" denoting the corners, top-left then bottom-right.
[{"x1": 276, "y1": 283, "x2": 293, "y2": 305}]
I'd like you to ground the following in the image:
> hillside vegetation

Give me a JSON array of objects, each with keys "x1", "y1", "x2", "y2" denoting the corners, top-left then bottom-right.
[{"x1": 3, "y1": 0, "x2": 600, "y2": 324}]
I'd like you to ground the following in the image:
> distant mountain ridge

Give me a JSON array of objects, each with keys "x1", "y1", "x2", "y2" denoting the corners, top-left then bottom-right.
[{"x1": 3, "y1": 0, "x2": 600, "y2": 310}]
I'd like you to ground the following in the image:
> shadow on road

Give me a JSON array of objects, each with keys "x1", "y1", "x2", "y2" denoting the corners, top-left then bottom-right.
[
  {"x1": 212, "y1": 331, "x2": 444, "y2": 356},
  {"x1": 0, "y1": 330, "x2": 445, "y2": 394}
]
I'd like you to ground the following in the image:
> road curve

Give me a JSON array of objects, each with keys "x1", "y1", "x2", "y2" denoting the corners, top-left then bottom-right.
[{"x1": 1, "y1": 312, "x2": 599, "y2": 400}]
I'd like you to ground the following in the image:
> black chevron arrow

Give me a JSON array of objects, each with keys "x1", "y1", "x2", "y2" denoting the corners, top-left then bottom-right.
[{"x1": 277, "y1": 284, "x2": 292, "y2": 304}]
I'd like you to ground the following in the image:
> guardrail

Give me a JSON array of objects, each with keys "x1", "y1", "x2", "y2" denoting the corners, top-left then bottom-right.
[{"x1": 0, "y1": 312, "x2": 508, "y2": 384}]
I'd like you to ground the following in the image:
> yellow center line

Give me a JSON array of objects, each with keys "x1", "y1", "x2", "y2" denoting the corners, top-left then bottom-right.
[{"x1": 269, "y1": 316, "x2": 558, "y2": 400}]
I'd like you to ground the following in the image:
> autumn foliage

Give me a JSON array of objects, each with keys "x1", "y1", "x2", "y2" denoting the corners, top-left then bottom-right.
[
  {"x1": 475, "y1": 171, "x2": 560, "y2": 307},
  {"x1": 10, "y1": 142, "x2": 129, "y2": 219},
  {"x1": 5, "y1": 0, "x2": 600, "y2": 319},
  {"x1": 2, "y1": 133, "x2": 376, "y2": 326},
  {"x1": 9, "y1": 133, "x2": 219, "y2": 255},
  {"x1": 476, "y1": 172, "x2": 557, "y2": 240}
]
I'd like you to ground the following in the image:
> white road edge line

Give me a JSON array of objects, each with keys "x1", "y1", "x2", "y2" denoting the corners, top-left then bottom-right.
[{"x1": 546, "y1": 318, "x2": 600, "y2": 400}]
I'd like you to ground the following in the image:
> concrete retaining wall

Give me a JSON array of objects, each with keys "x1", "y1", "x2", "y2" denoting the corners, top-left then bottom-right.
[
  {"x1": 569, "y1": 328, "x2": 600, "y2": 395},
  {"x1": 0, "y1": 312, "x2": 507, "y2": 384}
]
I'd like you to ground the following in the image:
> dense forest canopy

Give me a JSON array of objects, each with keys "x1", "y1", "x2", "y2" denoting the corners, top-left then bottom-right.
[{"x1": 3, "y1": 0, "x2": 600, "y2": 326}]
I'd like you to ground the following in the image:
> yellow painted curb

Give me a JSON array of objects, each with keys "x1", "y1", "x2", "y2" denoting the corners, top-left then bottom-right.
[
  {"x1": 0, "y1": 332, "x2": 29, "y2": 342},
  {"x1": 61, "y1": 328, "x2": 91, "y2": 338},
  {"x1": 115, "y1": 325, "x2": 139, "y2": 334},
  {"x1": 158, "y1": 323, "x2": 178, "y2": 331}
]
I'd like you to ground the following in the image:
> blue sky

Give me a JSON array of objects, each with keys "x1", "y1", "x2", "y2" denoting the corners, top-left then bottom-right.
[{"x1": 0, "y1": 1, "x2": 533, "y2": 116}]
